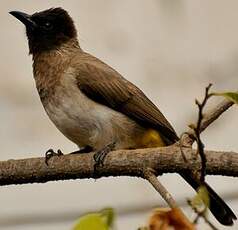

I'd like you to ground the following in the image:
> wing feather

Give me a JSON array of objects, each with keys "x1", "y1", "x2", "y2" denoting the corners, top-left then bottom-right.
[{"x1": 76, "y1": 57, "x2": 178, "y2": 144}]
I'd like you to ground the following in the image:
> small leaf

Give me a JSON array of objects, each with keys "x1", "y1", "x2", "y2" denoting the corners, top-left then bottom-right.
[
  {"x1": 213, "y1": 92, "x2": 238, "y2": 104},
  {"x1": 191, "y1": 185, "x2": 210, "y2": 212},
  {"x1": 101, "y1": 208, "x2": 115, "y2": 228},
  {"x1": 73, "y1": 213, "x2": 107, "y2": 230},
  {"x1": 72, "y1": 208, "x2": 115, "y2": 230}
]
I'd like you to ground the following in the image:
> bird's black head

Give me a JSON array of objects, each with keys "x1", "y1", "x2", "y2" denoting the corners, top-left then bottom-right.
[{"x1": 10, "y1": 8, "x2": 78, "y2": 54}]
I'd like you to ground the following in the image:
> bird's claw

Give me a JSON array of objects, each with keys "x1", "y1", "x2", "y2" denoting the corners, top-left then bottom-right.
[
  {"x1": 93, "y1": 142, "x2": 116, "y2": 174},
  {"x1": 45, "y1": 149, "x2": 63, "y2": 165}
]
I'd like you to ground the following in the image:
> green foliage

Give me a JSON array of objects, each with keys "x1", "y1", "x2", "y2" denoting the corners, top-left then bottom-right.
[
  {"x1": 191, "y1": 185, "x2": 210, "y2": 213},
  {"x1": 101, "y1": 208, "x2": 114, "y2": 227},
  {"x1": 213, "y1": 91, "x2": 238, "y2": 104},
  {"x1": 72, "y1": 208, "x2": 115, "y2": 230}
]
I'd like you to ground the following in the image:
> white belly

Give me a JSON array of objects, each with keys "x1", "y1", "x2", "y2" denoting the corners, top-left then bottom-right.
[{"x1": 43, "y1": 71, "x2": 144, "y2": 150}]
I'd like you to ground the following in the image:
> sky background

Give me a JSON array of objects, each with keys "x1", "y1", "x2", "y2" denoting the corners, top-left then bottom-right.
[{"x1": 0, "y1": 1, "x2": 237, "y2": 229}]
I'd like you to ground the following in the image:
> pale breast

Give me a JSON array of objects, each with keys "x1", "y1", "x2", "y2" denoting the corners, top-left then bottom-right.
[
  {"x1": 42, "y1": 67, "x2": 146, "y2": 150},
  {"x1": 43, "y1": 68, "x2": 104, "y2": 148}
]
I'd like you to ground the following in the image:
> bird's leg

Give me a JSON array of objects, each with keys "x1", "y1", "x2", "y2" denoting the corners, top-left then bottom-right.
[
  {"x1": 93, "y1": 142, "x2": 116, "y2": 172},
  {"x1": 70, "y1": 146, "x2": 93, "y2": 154},
  {"x1": 45, "y1": 149, "x2": 63, "y2": 165}
]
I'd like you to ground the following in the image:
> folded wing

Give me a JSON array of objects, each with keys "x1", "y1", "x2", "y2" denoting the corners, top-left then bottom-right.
[{"x1": 76, "y1": 57, "x2": 178, "y2": 145}]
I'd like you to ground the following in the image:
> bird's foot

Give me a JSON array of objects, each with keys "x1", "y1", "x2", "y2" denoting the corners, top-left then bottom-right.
[
  {"x1": 70, "y1": 146, "x2": 93, "y2": 155},
  {"x1": 93, "y1": 142, "x2": 116, "y2": 175},
  {"x1": 45, "y1": 149, "x2": 63, "y2": 165}
]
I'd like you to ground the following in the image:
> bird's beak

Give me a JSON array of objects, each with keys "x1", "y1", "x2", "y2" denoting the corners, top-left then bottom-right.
[{"x1": 9, "y1": 11, "x2": 37, "y2": 29}]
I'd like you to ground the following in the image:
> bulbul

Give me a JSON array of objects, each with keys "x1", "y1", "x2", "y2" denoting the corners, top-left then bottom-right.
[{"x1": 10, "y1": 8, "x2": 236, "y2": 225}]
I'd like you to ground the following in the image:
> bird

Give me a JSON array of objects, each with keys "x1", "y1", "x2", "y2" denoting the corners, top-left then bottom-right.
[{"x1": 10, "y1": 7, "x2": 236, "y2": 225}]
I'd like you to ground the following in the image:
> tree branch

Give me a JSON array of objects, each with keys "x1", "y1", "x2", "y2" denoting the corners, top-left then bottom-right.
[
  {"x1": 144, "y1": 168, "x2": 195, "y2": 228},
  {"x1": 182, "y1": 99, "x2": 234, "y2": 145},
  {"x1": 192, "y1": 84, "x2": 213, "y2": 182},
  {"x1": 0, "y1": 147, "x2": 237, "y2": 186},
  {"x1": 144, "y1": 168, "x2": 178, "y2": 208},
  {"x1": 200, "y1": 99, "x2": 234, "y2": 133}
]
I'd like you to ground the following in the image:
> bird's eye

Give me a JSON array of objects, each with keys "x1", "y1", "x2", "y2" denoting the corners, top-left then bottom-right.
[{"x1": 43, "y1": 21, "x2": 53, "y2": 30}]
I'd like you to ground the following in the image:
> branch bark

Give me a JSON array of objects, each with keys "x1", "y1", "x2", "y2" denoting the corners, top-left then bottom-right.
[{"x1": 0, "y1": 147, "x2": 237, "y2": 186}]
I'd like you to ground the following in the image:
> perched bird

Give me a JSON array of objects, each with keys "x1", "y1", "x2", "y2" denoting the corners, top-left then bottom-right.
[{"x1": 10, "y1": 8, "x2": 236, "y2": 225}]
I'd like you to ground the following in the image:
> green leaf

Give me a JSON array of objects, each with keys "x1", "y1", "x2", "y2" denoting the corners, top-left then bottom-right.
[
  {"x1": 101, "y1": 208, "x2": 114, "y2": 227},
  {"x1": 191, "y1": 185, "x2": 210, "y2": 212},
  {"x1": 72, "y1": 208, "x2": 115, "y2": 230},
  {"x1": 213, "y1": 92, "x2": 238, "y2": 104}
]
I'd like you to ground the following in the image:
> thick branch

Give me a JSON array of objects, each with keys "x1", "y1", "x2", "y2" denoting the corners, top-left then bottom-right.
[{"x1": 0, "y1": 147, "x2": 237, "y2": 186}]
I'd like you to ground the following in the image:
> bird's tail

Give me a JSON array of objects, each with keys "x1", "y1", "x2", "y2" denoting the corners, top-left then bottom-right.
[{"x1": 181, "y1": 173, "x2": 237, "y2": 226}]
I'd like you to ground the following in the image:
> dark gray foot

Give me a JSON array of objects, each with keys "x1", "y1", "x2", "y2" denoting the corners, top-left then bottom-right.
[
  {"x1": 93, "y1": 142, "x2": 116, "y2": 173},
  {"x1": 45, "y1": 149, "x2": 63, "y2": 165},
  {"x1": 70, "y1": 146, "x2": 93, "y2": 155}
]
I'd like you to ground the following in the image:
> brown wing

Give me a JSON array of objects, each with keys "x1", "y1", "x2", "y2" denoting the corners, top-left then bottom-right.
[{"x1": 76, "y1": 56, "x2": 178, "y2": 144}]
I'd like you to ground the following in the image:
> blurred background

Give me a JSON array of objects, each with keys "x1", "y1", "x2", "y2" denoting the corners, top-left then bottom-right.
[{"x1": 0, "y1": 0, "x2": 237, "y2": 229}]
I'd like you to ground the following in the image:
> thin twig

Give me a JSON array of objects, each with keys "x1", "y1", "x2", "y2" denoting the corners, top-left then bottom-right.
[
  {"x1": 200, "y1": 99, "x2": 234, "y2": 133},
  {"x1": 179, "y1": 85, "x2": 234, "y2": 229},
  {"x1": 143, "y1": 168, "x2": 195, "y2": 227},
  {"x1": 193, "y1": 84, "x2": 212, "y2": 182},
  {"x1": 143, "y1": 168, "x2": 177, "y2": 208},
  {"x1": 183, "y1": 99, "x2": 234, "y2": 144}
]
